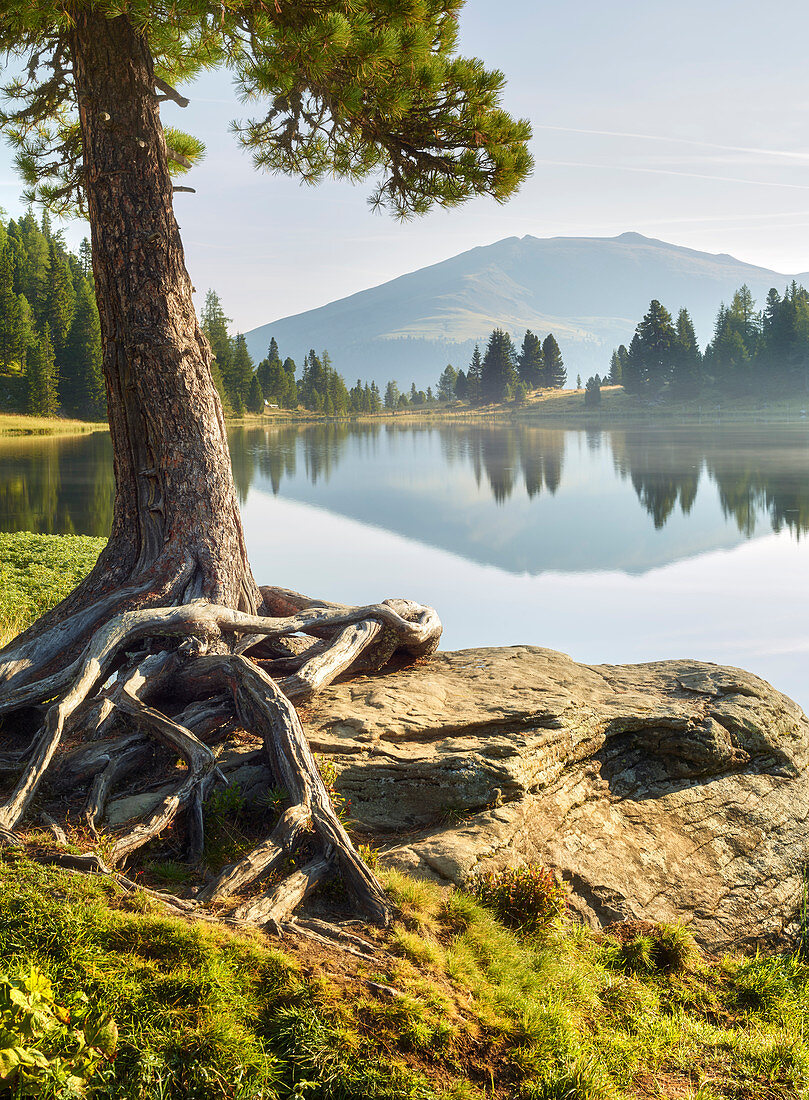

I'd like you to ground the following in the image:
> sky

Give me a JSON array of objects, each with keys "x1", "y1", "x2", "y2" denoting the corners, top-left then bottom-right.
[{"x1": 1, "y1": 0, "x2": 809, "y2": 332}]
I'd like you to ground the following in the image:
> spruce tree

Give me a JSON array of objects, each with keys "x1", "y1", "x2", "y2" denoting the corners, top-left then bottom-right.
[
  {"x1": 584, "y1": 375, "x2": 602, "y2": 406},
  {"x1": 15, "y1": 213, "x2": 49, "y2": 321},
  {"x1": 635, "y1": 300, "x2": 676, "y2": 388},
  {"x1": 384, "y1": 380, "x2": 400, "y2": 410},
  {"x1": 59, "y1": 278, "x2": 104, "y2": 419},
  {"x1": 248, "y1": 373, "x2": 265, "y2": 414},
  {"x1": 25, "y1": 328, "x2": 58, "y2": 416},
  {"x1": 78, "y1": 238, "x2": 93, "y2": 278},
  {"x1": 467, "y1": 344, "x2": 483, "y2": 404},
  {"x1": 231, "y1": 334, "x2": 255, "y2": 407},
  {"x1": 542, "y1": 334, "x2": 566, "y2": 388},
  {"x1": 438, "y1": 364, "x2": 458, "y2": 402},
  {"x1": 0, "y1": 243, "x2": 22, "y2": 370},
  {"x1": 43, "y1": 239, "x2": 75, "y2": 354},
  {"x1": 621, "y1": 334, "x2": 644, "y2": 394},
  {"x1": 517, "y1": 329, "x2": 544, "y2": 388},
  {"x1": 481, "y1": 329, "x2": 517, "y2": 403},
  {"x1": 609, "y1": 349, "x2": 623, "y2": 386},
  {"x1": 200, "y1": 290, "x2": 234, "y2": 401},
  {"x1": 671, "y1": 308, "x2": 702, "y2": 396}
]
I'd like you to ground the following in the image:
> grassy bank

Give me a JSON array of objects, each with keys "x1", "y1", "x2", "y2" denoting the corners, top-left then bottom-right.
[
  {"x1": 0, "y1": 413, "x2": 108, "y2": 436},
  {"x1": 230, "y1": 387, "x2": 809, "y2": 428},
  {"x1": 0, "y1": 855, "x2": 807, "y2": 1099},
  {"x1": 4, "y1": 388, "x2": 809, "y2": 436},
  {"x1": 2, "y1": 534, "x2": 809, "y2": 1097}
]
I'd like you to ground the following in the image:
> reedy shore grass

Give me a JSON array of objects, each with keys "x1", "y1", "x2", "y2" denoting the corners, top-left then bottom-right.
[{"x1": 0, "y1": 413, "x2": 107, "y2": 436}]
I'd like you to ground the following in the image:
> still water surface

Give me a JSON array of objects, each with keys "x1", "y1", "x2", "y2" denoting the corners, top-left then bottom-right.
[{"x1": 2, "y1": 421, "x2": 808, "y2": 708}]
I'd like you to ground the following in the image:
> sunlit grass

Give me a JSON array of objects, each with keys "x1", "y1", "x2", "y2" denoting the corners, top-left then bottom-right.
[
  {"x1": 0, "y1": 413, "x2": 107, "y2": 435},
  {"x1": 0, "y1": 532, "x2": 105, "y2": 644}
]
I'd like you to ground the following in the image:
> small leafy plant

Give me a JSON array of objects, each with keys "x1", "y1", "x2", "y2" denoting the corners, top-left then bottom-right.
[
  {"x1": 467, "y1": 863, "x2": 567, "y2": 933},
  {"x1": 0, "y1": 965, "x2": 117, "y2": 1095}
]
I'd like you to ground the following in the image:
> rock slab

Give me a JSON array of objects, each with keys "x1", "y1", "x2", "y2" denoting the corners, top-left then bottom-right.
[{"x1": 302, "y1": 646, "x2": 809, "y2": 950}]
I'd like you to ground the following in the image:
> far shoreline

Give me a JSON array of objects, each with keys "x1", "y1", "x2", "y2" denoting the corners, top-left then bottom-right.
[{"x1": 4, "y1": 385, "x2": 809, "y2": 436}]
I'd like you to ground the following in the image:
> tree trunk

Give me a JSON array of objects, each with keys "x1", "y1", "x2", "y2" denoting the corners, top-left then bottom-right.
[
  {"x1": 0, "y1": 10, "x2": 443, "y2": 930},
  {"x1": 18, "y1": 11, "x2": 260, "y2": 664}
]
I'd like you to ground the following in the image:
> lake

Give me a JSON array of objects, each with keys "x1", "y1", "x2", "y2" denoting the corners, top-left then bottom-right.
[{"x1": 2, "y1": 420, "x2": 808, "y2": 710}]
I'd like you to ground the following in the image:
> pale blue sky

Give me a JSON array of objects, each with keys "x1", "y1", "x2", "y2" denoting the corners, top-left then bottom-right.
[{"x1": 2, "y1": 0, "x2": 809, "y2": 331}]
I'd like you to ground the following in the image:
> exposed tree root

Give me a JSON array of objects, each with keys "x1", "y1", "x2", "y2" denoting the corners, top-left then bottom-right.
[{"x1": 0, "y1": 587, "x2": 442, "y2": 932}]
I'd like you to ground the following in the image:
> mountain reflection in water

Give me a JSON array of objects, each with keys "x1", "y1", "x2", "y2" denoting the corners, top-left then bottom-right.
[{"x1": 0, "y1": 421, "x2": 807, "y2": 574}]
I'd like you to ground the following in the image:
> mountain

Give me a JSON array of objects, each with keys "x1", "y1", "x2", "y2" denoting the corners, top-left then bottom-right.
[{"x1": 243, "y1": 232, "x2": 808, "y2": 389}]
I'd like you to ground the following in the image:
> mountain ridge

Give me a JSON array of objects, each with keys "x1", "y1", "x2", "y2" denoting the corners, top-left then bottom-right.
[{"x1": 244, "y1": 232, "x2": 809, "y2": 387}]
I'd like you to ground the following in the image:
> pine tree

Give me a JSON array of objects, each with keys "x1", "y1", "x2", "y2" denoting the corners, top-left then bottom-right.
[
  {"x1": 26, "y1": 328, "x2": 58, "y2": 416},
  {"x1": 480, "y1": 329, "x2": 517, "y2": 402},
  {"x1": 517, "y1": 330, "x2": 544, "y2": 388},
  {"x1": 59, "y1": 278, "x2": 104, "y2": 419},
  {"x1": 542, "y1": 334, "x2": 566, "y2": 388}
]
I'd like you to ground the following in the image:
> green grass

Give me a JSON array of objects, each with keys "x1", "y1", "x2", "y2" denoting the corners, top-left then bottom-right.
[
  {"x1": 0, "y1": 856, "x2": 808, "y2": 1099},
  {"x1": 0, "y1": 531, "x2": 105, "y2": 646},
  {"x1": 0, "y1": 413, "x2": 107, "y2": 436},
  {"x1": 342, "y1": 385, "x2": 809, "y2": 425}
]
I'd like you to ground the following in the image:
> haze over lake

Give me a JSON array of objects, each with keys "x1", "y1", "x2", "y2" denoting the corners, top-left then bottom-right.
[{"x1": 3, "y1": 420, "x2": 808, "y2": 709}]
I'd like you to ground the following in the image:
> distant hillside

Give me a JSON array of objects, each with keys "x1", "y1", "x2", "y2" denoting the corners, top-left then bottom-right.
[{"x1": 244, "y1": 233, "x2": 808, "y2": 389}]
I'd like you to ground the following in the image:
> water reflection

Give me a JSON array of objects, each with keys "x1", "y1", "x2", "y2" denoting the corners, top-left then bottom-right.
[
  {"x1": 0, "y1": 422, "x2": 807, "y2": 570},
  {"x1": 0, "y1": 432, "x2": 113, "y2": 536},
  {"x1": 230, "y1": 422, "x2": 809, "y2": 545}
]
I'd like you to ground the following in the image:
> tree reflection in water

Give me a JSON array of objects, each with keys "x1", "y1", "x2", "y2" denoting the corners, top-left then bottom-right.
[{"x1": 1, "y1": 421, "x2": 808, "y2": 544}]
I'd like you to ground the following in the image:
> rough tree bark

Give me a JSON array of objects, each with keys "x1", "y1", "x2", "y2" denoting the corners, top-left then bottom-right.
[{"x1": 0, "y1": 12, "x2": 442, "y2": 932}]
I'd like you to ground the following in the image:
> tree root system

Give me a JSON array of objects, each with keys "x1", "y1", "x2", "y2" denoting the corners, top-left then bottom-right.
[{"x1": 0, "y1": 586, "x2": 442, "y2": 933}]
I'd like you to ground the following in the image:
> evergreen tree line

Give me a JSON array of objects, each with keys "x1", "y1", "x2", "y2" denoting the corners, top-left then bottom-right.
[
  {"x1": 0, "y1": 211, "x2": 103, "y2": 419},
  {"x1": 609, "y1": 283, "x2": 809, "y2": 397},
  {"x1": 383, "y1": 327, "x2": 566, "y2": 411},
  {"x1": 203, "y1": 291, "x2": 384, "y2": 417},
  {"x1": 203, "y1": 293, "x2": 568, "y2": 419}
]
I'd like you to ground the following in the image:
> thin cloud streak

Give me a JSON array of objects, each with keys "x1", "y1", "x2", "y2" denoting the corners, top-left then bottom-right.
[
  {"x1": 534, "y1": 123, "x2": 809, "y2": 162},
  {"x1": 534, "y1": 158, "x2": 809, "y2": 192}
]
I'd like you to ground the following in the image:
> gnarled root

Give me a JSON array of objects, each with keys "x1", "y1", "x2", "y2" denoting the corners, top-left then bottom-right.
[{"x1": 0, "y1": 587, "x2": 442, "y2": 931}]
